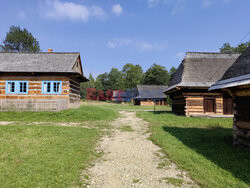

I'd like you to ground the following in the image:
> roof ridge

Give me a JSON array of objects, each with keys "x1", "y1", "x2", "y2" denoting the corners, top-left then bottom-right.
[
  {"x1": 0, "y1": 52, "x2": 80, "y2": 54},
  {"x1": 186, "y1": 51, "x2": 240, "y2": 55}
]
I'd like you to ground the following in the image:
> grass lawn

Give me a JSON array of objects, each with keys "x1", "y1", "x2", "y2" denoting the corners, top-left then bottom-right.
[
  {"x1": 82, "y1": 100, "x2": 171, "y2": 112},
  {"x1": 137, "y1": 111, "x2": 250, "y2": 188},
  {"x1": 0, "y1": 104, "x2": 118, "y2": 187},
  {"x1": 0, "y1": 105, "x2": 118, "y2": 122},
  {"x1": 0, "y1": 124, "x2": 98, "y2": 187}
]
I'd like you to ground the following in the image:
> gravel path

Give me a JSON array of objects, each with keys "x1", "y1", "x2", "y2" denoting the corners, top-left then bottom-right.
[{"x1": 85, "y1": 111, "x2": 197, "y2": 188}]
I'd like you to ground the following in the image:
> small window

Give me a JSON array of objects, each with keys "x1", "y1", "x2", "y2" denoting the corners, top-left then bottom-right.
[
  {"x1": 6, "y1": 81, "x2": 28, "y2": 94},
  {"x1": 7, "y1": 82, "x2": 15, "y2": 93},
  {"x1": 42, "y1": 81, "x2": 61, "y2": 94},
  {"x1": 19, "y1": 82, "x2": 27, "y2": 93}
]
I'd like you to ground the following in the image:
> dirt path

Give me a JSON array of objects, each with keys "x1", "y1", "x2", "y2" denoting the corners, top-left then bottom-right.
[{"x1": 85, "y1": 111, "x2": 196, "y2": 188}]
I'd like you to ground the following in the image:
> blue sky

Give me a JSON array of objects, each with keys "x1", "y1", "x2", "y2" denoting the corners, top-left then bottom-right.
[{"x1": 0, "y1": 0, "x2": 249, "y2": 77}]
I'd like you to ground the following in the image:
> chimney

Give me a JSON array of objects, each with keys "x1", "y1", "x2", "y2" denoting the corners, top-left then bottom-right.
[{"x1": 48, "y1": 48, "x2": 53, "y2": 53}]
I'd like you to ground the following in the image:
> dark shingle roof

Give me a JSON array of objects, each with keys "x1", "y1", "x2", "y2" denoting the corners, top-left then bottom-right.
[
  {"x1": 0, "y1": 52, "x2": 81, "y2": 73},
  {"x1": 164, "y1": 52, "x2": 240, "y2": 93},
  {"x1": 134, "y1": 85, "x2": 167, "y2": 100},
  {"x1": 210, "y1": 46, "x2": 250, "y2": 90}
]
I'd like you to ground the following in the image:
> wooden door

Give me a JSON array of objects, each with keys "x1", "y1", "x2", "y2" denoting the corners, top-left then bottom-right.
[
  {"x1": 204, "y1": 97, "x2": 216, "y2": 113},
  {"x1": 223, "y1": 96, "x2": 233, "y2": 114}
]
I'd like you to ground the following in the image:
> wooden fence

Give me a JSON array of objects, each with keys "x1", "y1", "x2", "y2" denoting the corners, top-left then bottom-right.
[{"x1": 0, "y1": 99, "x2": 69, "y2": 111}]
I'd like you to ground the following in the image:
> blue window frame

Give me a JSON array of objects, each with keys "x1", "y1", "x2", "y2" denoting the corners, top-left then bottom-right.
[
  {"x1": 6, "y1": 81, "x2": 28, "y2": 94},
  {"x1": 42, "y1": 81, "x2": 62, "y2": 94}
]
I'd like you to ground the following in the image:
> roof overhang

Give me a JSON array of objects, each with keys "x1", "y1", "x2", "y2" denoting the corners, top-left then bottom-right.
[
  {"x1": 209, "y1": 74, "x2": 250, "y2": 91},
  {"x1": 164, "y1": 82, "x2": 214, "y2": 94},
  {"x1": 0, "y1": 71, "x2": 89, "y2": 82},
  {"x1": 68, "y1": 72, "x2": 89, "y2": 82}
]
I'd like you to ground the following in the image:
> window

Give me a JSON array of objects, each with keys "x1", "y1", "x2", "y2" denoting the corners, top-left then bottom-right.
[
  {"x1": 42, "y1": 81, "x2": 62, "y2": 94},
  {"x1": 6, "y1": 81, "x2": 28, "y2": 94}
]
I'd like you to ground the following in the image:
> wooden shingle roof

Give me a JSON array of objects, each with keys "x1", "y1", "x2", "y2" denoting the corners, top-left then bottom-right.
[
  {"x1": 164, "y1": 52, "x2": 240, "y2": 93},
  {"x1": 210, "y1": 46, "x2": 250, "y2": 90},
  {"x1": 0, "y1": 52, "x2": 88, "y2": 81},
  {"x1": 134, "y1": 85, "x2": 167, "y2": 100},
  {"x1": 0, "y1": 52, "x2": 80, "y2": 73}
]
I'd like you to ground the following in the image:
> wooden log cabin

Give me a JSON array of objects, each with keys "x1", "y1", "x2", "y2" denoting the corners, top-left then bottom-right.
[
  {"x1": 0, "y1": 51, "x2": 88, "y2": 111},
  {"x1": 134, "y1": 85, "x2": 167, "y2": 106},
  {"x1": 210, "y1": 47, "x2": 250, "y2": 147},
  {"x1": 164, "y1": 52, "x2": 240, "y2": 116}
]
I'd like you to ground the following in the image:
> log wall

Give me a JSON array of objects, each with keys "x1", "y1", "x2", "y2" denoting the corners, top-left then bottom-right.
[
  {"x1": 170, "y1": 90, "x2": 227, "y2": 116},
  {"x1": 139, "y1": 99, "x2": 166, "y2": 106},
  {"x1": 0, "y1": 74, "x2": 82, "y2": 111},
  {"x1": 172, "y1": 96, "x2": 186, "y2": 115},
  {"x1": 233, "y1": 96, "x2": 250, "y2": 147},
  {"x1": 69, "y1": 78, "x2": 81, "y2": 103},
  {"x1": 185, "y1": 95, "x2": 223, "y2": 116}
]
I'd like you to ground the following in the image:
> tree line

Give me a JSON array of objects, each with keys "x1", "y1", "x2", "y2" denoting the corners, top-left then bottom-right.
[{"x1": 80, "y1": 64, "x2": 177, "y2": 99}]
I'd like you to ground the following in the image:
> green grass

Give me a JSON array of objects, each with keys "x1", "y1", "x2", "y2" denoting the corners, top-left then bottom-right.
[
  {"x1": 160, "y1": 177, "x2": 184, "y2": 186},
  {"x1": 0, "y1": 124, "x2": 99, "y2": 187},
  {"x1": 0, "y1": 103, "x2": 119, "y2": 187},
  {"x1": 137, "y1": 111, "x2": 250, "y2": 188},
  {"x1": 119, "y1": 125, "x2": 134, "y2": 132},
  {"x1": 83, "y1": 100, "x2": 171, "y2": 112},
  {"x1": 132, "y1": 179, "x2": 140, "y2": 183},
  {"x1": 0, "y1": 105, "x2": 118, "y2": 122}
]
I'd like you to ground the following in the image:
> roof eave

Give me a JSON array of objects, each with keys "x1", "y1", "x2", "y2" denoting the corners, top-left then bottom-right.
[{"x1": 209, "y1": 74, "x2": 250, "y2": 91}]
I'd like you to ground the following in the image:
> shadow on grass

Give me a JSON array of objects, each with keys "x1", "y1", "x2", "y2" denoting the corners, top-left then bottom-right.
[{"x1": 162, "y1": 126, "x2": 250, "y2": 185}]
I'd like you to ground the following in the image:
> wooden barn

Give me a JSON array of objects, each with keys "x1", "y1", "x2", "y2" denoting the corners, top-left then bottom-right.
[
  {"x1": 0, "y1": 51, "x2": 88, "y2": 111},
  {"x1": 164, "y1": 52, "x2": 240, "y2": 116},
  {"x1": 210, "y1": 47, "x2": 250, "y2": 147},
  {"x1": 134, "y1": 85, "x2": 167, "y2": 106}
]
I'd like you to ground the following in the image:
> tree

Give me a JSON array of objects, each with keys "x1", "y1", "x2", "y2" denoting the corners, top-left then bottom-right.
[
  {"x1": 122, "y1": 63, "x2": 143, "y2": 89},
  {"x1": 95, "y1": 73, "x2": 110, "y2": 91},
  {"x1": 80, "y1": 73, "x2": 95, "y2": 99},
  {"x1": 1, "y1": 26, "x2": 40, "y2": 52},
  {"x1": 220, "y1": 41, "x2": 250, "y2": 54},
  {"x1": 108, "y1": 68, "x2": 123, "y2": 90},
  {"x1": 169, "y1": 66, "x2": 177, "y2": 81},
  {"x1": 143, "y1": 64, "x2": 170, "y2": 85}
]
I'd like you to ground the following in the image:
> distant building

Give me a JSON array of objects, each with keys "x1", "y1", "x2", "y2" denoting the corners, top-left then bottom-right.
[
  {"x1": 112, "y1": 89, "x2": 136, "y2": 103},
  {"x1": 134, "y1": 85, "x2": 167, "y2": 106},
  {"x1": 164, "y1": 52, "x2": 239, "y2": 116},
  {"x1": 0, "y1": 51, "x2": 88, "y2": 111},
  {"x1": 210, "y1": 47, "x2": 250, "y2": 147}
]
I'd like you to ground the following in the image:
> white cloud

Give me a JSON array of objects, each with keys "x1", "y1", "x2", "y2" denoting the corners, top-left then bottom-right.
[
  {"x1": 112, "y1": 4, "x2": 123, "y2": 16},
  {"x1": 41, "y1": 0, "x2": 105, "y2": 22},
  {"x1": 147, "y1": 0, "x2": 160, "y2": 7},
  {"x1": 147, "y1": 0, "x2": 184, "y2": 15},
  {"x1": 202, "y1": 0, "x2": 213, "y2": 8},
  {"x1": 107, "y1": 38, "x2": 165, "y2": 51},
  {"x1": 171, "y1": 0, "x2": 184, "y2": 15},
  {"x1": 107, "y1": 38, "x2": 132, "y2": 48},
  {"x1": 202, "y1": 0, "x2": 231, "y2": 8}
]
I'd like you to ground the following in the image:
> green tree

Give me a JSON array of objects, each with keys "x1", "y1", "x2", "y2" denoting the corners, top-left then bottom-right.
[
  {"x1": 1, "y1": 26, "x2": 40, "y2": 52},
  {"x1": 122, "y1": 63, "x2": 143, "y2": 89},
  {"x1": 220, "y1": 41, "x2": 250, "y2": 54},
  {"x1": 108, "y1": 68, "x2": 123, "y2": 90},
  {"x1": 95, "y1": 73, "x2": 110, "y2": 91},
  {"x1": 143, "y1": 64, "x2": 170, "y2": 85},
  {"x1": 80, "y1": 73, "x2": 95, "y2": 99}
]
